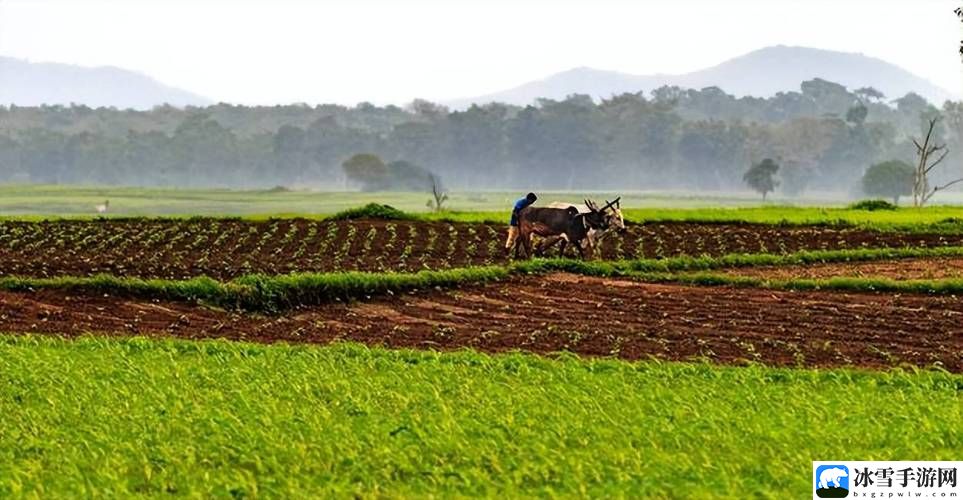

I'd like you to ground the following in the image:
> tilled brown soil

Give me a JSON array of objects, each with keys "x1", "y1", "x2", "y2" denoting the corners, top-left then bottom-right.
[
  {"x1": 2, "y1": 273, "x2": 961, "y2": 372},
  {"x1": 0, "y1": 218, "x2": 960, "y2": 279},
  {"x1": 720, "y1": 257, "x2": 963, "y2": 281}
]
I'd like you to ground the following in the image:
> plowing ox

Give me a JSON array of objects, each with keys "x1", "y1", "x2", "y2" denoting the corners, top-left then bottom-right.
[
  {"x1": 513, "y1": 199, "x2": 612, "y2": 259},
  {"x1": 544, "y1": 197, "x2": 625, "y2": 257}
]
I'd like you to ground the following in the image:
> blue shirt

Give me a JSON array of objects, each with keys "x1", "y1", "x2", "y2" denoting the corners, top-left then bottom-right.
[{"x1": 510, "y1": 197, "x2": 534, "y2": 226}]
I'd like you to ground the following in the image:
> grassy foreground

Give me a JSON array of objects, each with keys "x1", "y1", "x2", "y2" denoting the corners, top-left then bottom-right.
[{"x1": 0, "y1": 336, "x2": 960, "y2": 497}]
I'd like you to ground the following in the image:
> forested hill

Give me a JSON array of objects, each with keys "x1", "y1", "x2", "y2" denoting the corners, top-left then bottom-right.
[
  {"x1": 446, "y1": 46, "x2": 958, "y2": 109},
  {"x1": 0, "y1": 78, "x2": 960, "y2": 195},
  {"x1": 0, "y1": 57, "x2": 210, "y2": 110}
]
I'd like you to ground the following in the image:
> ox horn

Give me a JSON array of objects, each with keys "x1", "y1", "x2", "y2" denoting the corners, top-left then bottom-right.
[{"x1": 601, "y1": 196, "x2": 621, "y2": 211}]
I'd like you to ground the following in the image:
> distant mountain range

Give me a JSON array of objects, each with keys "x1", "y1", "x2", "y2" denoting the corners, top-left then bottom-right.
[
  {"x1": 1, "y1": 45, "x2": 958, "y2": 110},
  {"x1": 446, "y1": 46, "x2": 959, "y2": 108},
  {"x1": 0, "y1": 57, "x2": 211, "y2": 109}
]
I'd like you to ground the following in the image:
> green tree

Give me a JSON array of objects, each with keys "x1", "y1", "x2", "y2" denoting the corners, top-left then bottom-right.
[
  {"x1": 274, "y1": 125, "x2": 312, "y2": 183},
  {"x1": 169, "y1": 115, "x2": 239, "y2": 187},
  {"x1": 862, "y1": 160, "x2": 914, "y2": 204},
  {"x1": 342, "y1": 154, "x2": 439, "y2": 192},
  {"x1": 854, "y1": 87, "x2": 885, "y2": 103},
  {"x1": 385, "y1": 160, "x2": 434, "y2": 191},
  {"x1": 846, "y1": 104, "x2": 868, "y2": 126},
  {"x1": 0, "y1": 77, "x2": 955, "y2": 192},
  {"x1": 342, "y1": 153, "x2": 388, "y2": 191},
  {"x1": 800, "y1": 78, "x2": 853, "y2": 113},
  {"x1": 743, "y1": 158, "x2": 779, "y2": 200},
  {"x1": 678, "y1": 120, "x2": 746, "y2": 189},
  {"x1": 779, "y1": 160, "x2": 815, "y2": 197}
]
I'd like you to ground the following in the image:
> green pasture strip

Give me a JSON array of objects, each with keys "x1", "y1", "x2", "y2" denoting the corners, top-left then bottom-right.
[
  {"x1": 514, "y1": 245, "x2": 963, "y2": 276},
  {"x1": 0, "y1": 210, "x2": 504, "y2": 224},
  {"x1": 653, "y1": 273, "x2": 963, "y2": 296},
  {"x1": 0, "y1": 185, "x2": 465, "y2": 216},
  {"x1": 7, "y1": 206, "x2": 963, "y2": 235},
  {"x1": 5, "y1": 191, "x2": 963, "y2": 232},
  {"x1": 1, "y1": 335, "x2": 959, "y2": 498},
  {"x1": 0, "y1": 184, "x2": 822, "y2": 216},
  {"x1": 0, "y1": 267, "x2": 509, "y2": 311},
  {"x1": 278, "y1": 205, "x2": 963, "y2": 233},
  {"x1": 3, "y1": 246, "x2": 963, "y2": 310},
  {"x1": 622, "y1": 205, "x2": 963, "y2": 225},
  {"x1": 231, "y1": 267, "x2": 509, "y2": 310},
  {"x1": 518, "y1": 247, "x2": 963, "y2": 295},
  {"x1": 0, "y1": 274, "x2": 237, "y2": 304}
]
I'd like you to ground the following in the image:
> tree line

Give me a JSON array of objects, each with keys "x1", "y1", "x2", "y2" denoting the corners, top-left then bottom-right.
[{"x1": 0, "y1": 78, "x2": 961, "y2": 196}]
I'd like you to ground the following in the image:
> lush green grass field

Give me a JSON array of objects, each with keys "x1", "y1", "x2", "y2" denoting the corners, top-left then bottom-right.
[
  {"x1": 0, "y1": 184, "x2": 442, "y2": 216},
  {"x1": 621, "y1": 205, "x2": 963, "y2": 227},
  {"x1": 0, "y1": 335, "x2": 959, "y2": 497},
  {"x1": 5, "y1": 184, "x2": 963, "y2": 231},
  {"x1": 422, "y1": 206, "x2": 963, "y2": 230},
  {"x1": 3, "y1": 186, "x2": 963, "y2": 498},
  {"x1": 0, "y1": 184, "x2": 769, "y2": 216}
]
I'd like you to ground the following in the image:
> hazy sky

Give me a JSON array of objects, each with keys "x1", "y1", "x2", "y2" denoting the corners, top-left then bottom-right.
[{"x1": 1, "y1": 0, "x2": 961, "y2": 105}]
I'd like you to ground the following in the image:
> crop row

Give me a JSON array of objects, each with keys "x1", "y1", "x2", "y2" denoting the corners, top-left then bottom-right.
[
  {"x1": 2, "y1": 246, "x2": 963, "y2": 312},
  {"x1": 0, "y1": 219, "x2": 959, "y2": 279}
]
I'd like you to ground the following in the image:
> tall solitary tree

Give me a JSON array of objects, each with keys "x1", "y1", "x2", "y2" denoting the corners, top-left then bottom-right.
[
  {"x1": 743, "y1": 158, "x2": 780, "y2": 200},
  {"x1": 862, "y1": 160, "x2": 914, "y2": 205}
]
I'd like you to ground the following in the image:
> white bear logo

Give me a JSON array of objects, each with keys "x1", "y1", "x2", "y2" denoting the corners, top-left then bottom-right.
[{"x1": 818, "y1": 467, "x2": 848, "y2": 489}]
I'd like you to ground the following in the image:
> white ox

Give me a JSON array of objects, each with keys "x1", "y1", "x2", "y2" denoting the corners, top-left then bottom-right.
[{"x1": 544, "y1": 198, "x2": 625, "y2": 257}]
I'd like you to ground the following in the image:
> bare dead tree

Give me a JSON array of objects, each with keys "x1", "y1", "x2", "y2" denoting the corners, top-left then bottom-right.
[
  {"x1": 912, "y1": 117, "x2": 958, "y2": 206},
  {"x1": 427, "y1": 174, "x2": 449, "y2": 212}
]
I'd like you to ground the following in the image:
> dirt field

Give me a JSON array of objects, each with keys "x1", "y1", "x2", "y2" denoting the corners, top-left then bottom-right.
[
  {"x1": 0, "y1": 219, "x2": 960, "y2": 278},
  {"x1": 719, "y1": 257, "x2": 963, "y2": 281},
  {"x1": 2, "y1": 273, "x2": 960, "y2": 372}
]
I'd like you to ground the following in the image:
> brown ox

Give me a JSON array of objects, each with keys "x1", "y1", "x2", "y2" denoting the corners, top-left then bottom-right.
[
  {"x1": 542, "y1": 197, "x2": 625, "y2": 258},
  {"x1": 513, "y1": 199, "x2": 610, "y2": 259}
]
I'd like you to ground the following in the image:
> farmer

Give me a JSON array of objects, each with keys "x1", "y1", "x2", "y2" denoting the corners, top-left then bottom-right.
[{"x1": 505, "y1": 192, "x2": 538, "y2": 253}]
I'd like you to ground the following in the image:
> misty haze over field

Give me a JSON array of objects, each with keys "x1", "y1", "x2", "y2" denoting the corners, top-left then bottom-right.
[
  {"x1": 1, "y1": 75, "x2": 961, "y2": 197},
  {"x1": 0, "y1": 0, "x2": 961, "y2": 198}
]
